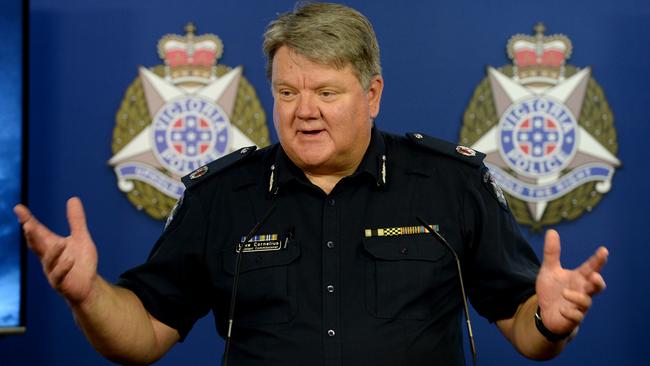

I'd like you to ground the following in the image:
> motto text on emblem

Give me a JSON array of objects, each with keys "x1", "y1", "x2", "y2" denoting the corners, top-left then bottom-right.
[
  {"x1": 109, "y1": 24, "x2": 269, "y2": 220},
  {"x1": 461, "y1": 24, "x2": 620, "y2": 230}
]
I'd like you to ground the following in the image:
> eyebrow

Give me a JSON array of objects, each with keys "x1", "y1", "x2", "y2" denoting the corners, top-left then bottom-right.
[
  {"x1": 272, "y1": 79, "x2": 345, "y2": 90},
  {"x1": 271, "y1": 80, "x2": 291, "y2": 89}
]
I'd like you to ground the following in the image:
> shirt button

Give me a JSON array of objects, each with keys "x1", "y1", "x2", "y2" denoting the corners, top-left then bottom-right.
[
  {"x1": 327, "y1": 329, "x2": 336, "y2": 337},
  {"x1": 326, "y1": 241, "x2": 335, "y2": 249},
  {"x1": 328, "y1": 198, "x2": 335, "y2": 206},
  {"x1": 327, "y1": 285, "x2": 335, "y2": 293}
]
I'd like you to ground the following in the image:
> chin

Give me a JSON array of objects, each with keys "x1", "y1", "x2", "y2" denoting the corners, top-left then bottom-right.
[
  {"x1": 289, "y1": 142, "x2": 331, "y2": 163},
  {"x1": 297, "y1": 155, "x2": 330, "y2": 169},
  {"x1": 290, "y1": 147, "x2": 332, "y2": 168}
]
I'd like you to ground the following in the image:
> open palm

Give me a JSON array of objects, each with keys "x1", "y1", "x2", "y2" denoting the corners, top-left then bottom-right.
[
  {"x1": 536, "y1": 229, "x2": 608, "y2": 335},
  {"x1": 15, "y1": 197, "x2": 98, "y2": 305}
]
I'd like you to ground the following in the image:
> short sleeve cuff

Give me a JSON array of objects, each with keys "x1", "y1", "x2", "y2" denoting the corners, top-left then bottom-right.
[{"x1": 116, "y1": 278, "x2": 196, "y2": 341}]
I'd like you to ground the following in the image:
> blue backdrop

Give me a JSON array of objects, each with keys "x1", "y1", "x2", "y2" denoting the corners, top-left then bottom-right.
[
  {"x1": 0, "y1": 0, "x2": 24, "y2": 331},
  {"x1": 1, "y1": 0, "x2": 649, "y2": 365}
]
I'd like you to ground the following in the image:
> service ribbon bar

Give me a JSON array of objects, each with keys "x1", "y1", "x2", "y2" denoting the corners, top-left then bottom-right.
[
  {"x1": 240, "y1": 234, "x2": 279, "y2": 243},
  {"x1": 364, "y1": 224, "x2": 439, "y2": 238}
]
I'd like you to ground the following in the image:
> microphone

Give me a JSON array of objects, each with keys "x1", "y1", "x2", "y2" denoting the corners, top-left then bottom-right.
[
  {"x1": 416, "y1": 216, "x2": 477, "y2": 366},
  {"x1": 223, "y1": 204, "x2": 277, "y2": 366}
]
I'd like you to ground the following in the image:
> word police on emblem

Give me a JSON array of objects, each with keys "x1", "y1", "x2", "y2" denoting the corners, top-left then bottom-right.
[
  {"x1": 460, "y1": 23, "x2": 621, "y2": 230},
  {"x1": 108, "y1": 23, "x2": 270, "y2": 220}
]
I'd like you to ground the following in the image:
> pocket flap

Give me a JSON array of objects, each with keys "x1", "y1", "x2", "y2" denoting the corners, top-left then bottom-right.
[{"x1": 363, "y1": 236, "x2": 446, "y2": 262}]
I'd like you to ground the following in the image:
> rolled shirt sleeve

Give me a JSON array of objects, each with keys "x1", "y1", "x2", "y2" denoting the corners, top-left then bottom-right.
[
  {"x1": 463, "y1": 165, "x2": 540, "y2": 322},
  {"x1": 117, "y1": 189, "x2": 213, "y2": 340}
]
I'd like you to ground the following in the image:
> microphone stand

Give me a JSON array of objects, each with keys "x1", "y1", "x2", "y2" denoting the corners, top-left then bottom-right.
[
  {"x1": 223, "y1": 205, "x2": 277, "y2": 366},
  {"x1": 416, "y1": 216, "x2": 477, "y2": 366}
]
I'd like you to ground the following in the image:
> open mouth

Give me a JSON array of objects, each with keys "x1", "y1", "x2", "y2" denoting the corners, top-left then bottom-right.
[{"x1": 300, "y1": 129, "x2": 324, "y2": 135}]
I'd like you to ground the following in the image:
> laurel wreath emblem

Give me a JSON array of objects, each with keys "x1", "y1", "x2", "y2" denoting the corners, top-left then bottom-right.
[
  {"x1": 460, "y1": 65, "x2": 618, "y2": 230},
  {"x1": 112, "y1": 65, "x2": 269, "y2": 220}
]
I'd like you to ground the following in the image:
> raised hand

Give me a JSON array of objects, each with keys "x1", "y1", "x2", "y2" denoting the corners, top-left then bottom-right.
[
  {"x1": 14, "y1": 197, "x2": 98, "y2": 305},
  {"x1": 535, "y1": 229, "x2": 608, "y2": 335}
]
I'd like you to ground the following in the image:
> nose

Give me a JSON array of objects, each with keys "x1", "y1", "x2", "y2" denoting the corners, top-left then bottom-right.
[{"x1": 296, "y1": 93, "x2": 320, "y2": 120}]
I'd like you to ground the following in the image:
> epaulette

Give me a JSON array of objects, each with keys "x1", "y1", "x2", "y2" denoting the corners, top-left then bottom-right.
[
  {"x1": 181, "y1": 146, "x2": 257, "y2": 190},
  {"x1": 406, "y1": 132, "x2": 485, "y2": 167}
]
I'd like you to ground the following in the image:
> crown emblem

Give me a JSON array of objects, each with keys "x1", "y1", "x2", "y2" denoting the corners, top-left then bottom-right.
[
  {"x1": 462, "y1": 24, "x2": 620, "y2": 230},
  {"x1": 507, "y1": 23, "x2": 572, "y2": 86},
  {"x1": 157, "y1": 23, "x2": 223, "y2": 85}
]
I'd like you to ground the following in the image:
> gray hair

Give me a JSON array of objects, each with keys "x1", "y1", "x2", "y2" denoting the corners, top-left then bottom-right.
[{"x1": 263, "y1": 2, "x2": 381, "y2": 90}]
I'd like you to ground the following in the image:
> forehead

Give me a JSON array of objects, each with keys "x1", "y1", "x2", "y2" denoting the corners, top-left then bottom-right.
[{"x1": 271, "y1": 46, "x2": 359, "y2": 86}]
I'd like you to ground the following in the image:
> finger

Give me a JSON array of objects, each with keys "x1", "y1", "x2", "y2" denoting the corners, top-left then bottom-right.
[
  {"x1": 542, "y1": 229, "x2": 562, "y2": 270},
  {"x1": 67, "y1": 197, "x2": 89, "y2": 237},
  {"x1": 42, "y1": 240, "x2": 66, "y2": 274},
  {"x1": 563, "y1": 289, "x2": 592, "y2": 310},
  {"x1": 578, "y1": 246, "x2": 609, "y2": 277},
  {"x1": 588, "y1": 272, "x2": 607, "y2": 295},
  {"x1": 14, "y1": 204, "x2": 61, "y2": 257},
  {"x1": 49, "y1": 257, "x2": 74, "y2": 288},
  {"x1": 14, "y1": 204, "x2": 33, "y2": 224},
  {"x1": 559, "y1": 306, "x2": 585, "y2": 324}
]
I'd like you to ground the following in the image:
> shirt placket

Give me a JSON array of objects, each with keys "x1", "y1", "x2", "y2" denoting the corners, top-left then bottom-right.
[{"x1": 322, "y1": 194, "x2": 341, "y2": 366}]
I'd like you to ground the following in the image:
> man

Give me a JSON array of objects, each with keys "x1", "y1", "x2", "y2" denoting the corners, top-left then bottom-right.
[{"x1": 15, "y1": 3, "x2": 607, "y2": 365}]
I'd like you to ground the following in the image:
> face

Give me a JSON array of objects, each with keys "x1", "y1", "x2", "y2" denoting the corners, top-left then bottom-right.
[{"x1": 271, "y1": 46, "x2": 383, "y2": 176}]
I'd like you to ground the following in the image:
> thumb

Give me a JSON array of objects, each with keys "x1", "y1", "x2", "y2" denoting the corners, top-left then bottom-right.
[
  {"x1": 542, "y1": 229, "x2": 562, "y2": 270},
  {"x1": 14, "y1": 203, "x2": 60, "y2": 257},
  {"x1": 14, "y1": 203, "x2": 33, "y2": 225},
  {"x1": 67, "y1": 197, "x2": 89, "y2": 236}
]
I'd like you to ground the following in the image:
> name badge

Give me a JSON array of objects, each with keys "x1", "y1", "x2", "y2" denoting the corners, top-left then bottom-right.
[{"x1": 236, "y1": 234, "x2": 284, "y2": 253}]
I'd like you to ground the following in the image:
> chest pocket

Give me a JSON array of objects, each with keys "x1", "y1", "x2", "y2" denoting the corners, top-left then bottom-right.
[
  {"x1": 222, "y1": 242, "x2": 300, "y2": 325},
  {"x1": 363, "y1": 236, "x2": 450, "y2": 320}
]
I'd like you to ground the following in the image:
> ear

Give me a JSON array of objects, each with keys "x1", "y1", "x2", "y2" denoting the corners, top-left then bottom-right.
[{"x1": 367, "y1": 75, "x2": 384, "y2": 119}]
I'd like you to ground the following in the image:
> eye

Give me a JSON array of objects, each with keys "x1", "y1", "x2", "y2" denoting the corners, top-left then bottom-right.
[
  {"x1": 277, "y1": 89, "x2": 296, "y2": 99},
  {"x1": 319, "y1": 90, "x2": 337, "y2": 99}
]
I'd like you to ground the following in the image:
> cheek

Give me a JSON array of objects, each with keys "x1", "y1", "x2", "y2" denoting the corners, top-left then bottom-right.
[
  {"x1": 272, "y1": 104, "x2": 281, "y2": 131},
  {"x1": 273, "y1": 103, "x2": 292, "y2": 135},
  {"x1": 326, "y1": 104, "x2": 351, "y2": 127},
  {"x1": 329, "y1": 101, "x2": 366, "y2": 130}
]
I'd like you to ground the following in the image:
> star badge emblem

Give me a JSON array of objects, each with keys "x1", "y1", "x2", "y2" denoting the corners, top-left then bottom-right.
[
  {"x1": 108, "y1": 24, "x2": 269, "y2": 219},
  {"x1": 461, "y1": 24, "x2": 620, "y2": 229}
]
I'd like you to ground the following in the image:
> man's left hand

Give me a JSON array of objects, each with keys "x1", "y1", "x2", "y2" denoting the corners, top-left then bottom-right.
[{"x1": 535, "y1": 229, "x2": 609, "y2": 336}]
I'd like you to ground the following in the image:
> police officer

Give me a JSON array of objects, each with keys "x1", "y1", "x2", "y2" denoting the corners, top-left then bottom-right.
[{"x1": 15, "y1": 3, "x2": 608, "y2": 365}]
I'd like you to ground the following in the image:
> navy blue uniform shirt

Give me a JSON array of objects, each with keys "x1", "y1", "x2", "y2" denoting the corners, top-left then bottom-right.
[{"x1": 118, "y1": 128, "x2": 539, "y2": 366}]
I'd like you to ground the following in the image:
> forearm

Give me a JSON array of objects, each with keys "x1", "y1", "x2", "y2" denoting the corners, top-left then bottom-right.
[
  {"x1": 498, "y1": 294, "x2": 574, "y2": 361},
  {"x1": 69, "y1": 276, "x2": 176, "y2": 365}
]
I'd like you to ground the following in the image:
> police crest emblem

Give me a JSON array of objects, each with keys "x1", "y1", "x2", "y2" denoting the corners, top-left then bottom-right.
[
  {"x1": 461, "y1": 24, "x2": 620, "y2": 230},
  {"x1": 109, "y1": 24, "x2": 269, "y2": 220}
]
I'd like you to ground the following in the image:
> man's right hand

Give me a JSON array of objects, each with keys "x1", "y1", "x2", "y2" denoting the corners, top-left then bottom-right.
[
  {"x1": 14, "y1": 197, "x2": 179, "y2": 363},
  {"x1": 14, "y1": 197, "x2": 98, "y2": 305}
]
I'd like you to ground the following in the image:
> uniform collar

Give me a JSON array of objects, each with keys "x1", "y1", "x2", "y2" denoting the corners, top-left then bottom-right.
[
  {"x1": 352, "y1": 126, "x2": 387, "y2": 187},
  {"x1": 268, "y1": 127, "x2": 388, "y2": 196}
]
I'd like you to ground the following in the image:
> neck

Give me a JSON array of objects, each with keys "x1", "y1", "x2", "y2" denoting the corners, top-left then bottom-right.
[
  {"x1": 303, "y1": 171, "x2": 350, "y2": 195},
  {"x1": 292, "y1": 130, "x2": 373, "y2": 194}
]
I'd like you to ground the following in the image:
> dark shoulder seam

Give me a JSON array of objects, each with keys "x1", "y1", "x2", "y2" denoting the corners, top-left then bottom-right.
[
  {"x1": 405, "y1": 132, "x2": 485, "y2": 167},
  {"x1": 181, "y1": 145, "x2": 257, "y2": 190}
]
